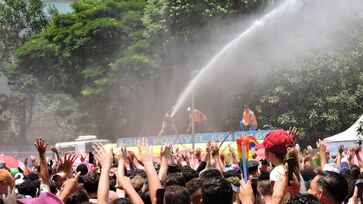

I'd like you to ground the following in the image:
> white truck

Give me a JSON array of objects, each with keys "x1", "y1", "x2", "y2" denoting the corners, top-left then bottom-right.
[{"x1": 55, "y1": 135, "x2": 111, "y2": 154}]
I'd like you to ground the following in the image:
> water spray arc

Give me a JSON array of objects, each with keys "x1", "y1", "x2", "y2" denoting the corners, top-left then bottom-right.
[{"x1": 170, "y1": 0, "x2": 298, "y2": 117}]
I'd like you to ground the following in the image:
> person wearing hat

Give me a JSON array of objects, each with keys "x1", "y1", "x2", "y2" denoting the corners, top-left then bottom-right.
[
  {"x1": 0, "y1": 168, "x2": 14, "y2": 196},
  {"x1": 262, "y1": 130, "x2": 306, "y2": 193},
  {"x1": 247, "y1": 160, "x2": 259, "y2": 178}
]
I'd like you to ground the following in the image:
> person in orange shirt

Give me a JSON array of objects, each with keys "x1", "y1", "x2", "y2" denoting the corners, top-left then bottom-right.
[
  {"x1": 186, "y1": 107, "x2": 207, "y2": 133},
  {"x1": 240, "y1": 105, "x2": 257, "y2": 131}
]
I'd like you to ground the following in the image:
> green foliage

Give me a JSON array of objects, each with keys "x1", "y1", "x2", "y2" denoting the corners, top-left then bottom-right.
[
  {"x1": 254, "y1": 50, "x2": 363, "y2": 146},
  {"x1": 0, "y1": 0, "x2": 49, "y2": 73},
  {"x1": 11, "y1": 0, "x2": 152, "y2": 138},
  {"x1": 0, "y1": 0, "x2": 49, "y2": 142}
]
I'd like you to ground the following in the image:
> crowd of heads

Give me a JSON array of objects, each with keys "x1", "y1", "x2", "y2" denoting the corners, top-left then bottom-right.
[{"x1": 0, "y1": 128, "x2": 361, "y2": 204}]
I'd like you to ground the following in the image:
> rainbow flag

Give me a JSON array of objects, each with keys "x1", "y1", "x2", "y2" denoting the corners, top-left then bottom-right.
[
  {"x1": 236, "y1": 137, "x2": 250, "y2": 183},
  {"x1": 236, "y1": 138, "x2": 250, "y2": 159},
  {"x1": 247, "y1": 136, "x2": 258, "y2": 148}
]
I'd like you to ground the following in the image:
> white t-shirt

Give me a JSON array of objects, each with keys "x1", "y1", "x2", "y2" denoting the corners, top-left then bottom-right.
[{"x1": 270, "y1": 164, "x2": 306, "y2": 193}]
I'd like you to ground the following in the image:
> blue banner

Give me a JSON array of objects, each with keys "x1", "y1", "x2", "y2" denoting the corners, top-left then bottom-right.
[{"x1": 116, "y1": 130, "x2": 272, "y2": 147}]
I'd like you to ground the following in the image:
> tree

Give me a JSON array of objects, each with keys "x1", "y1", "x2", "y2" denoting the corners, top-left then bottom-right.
[
  {"x1": 0, "y1": 0, "x2": 49, "y2": 142},
  {"x1": 10, "y1": 0, "x2": 153, "y2": 140},
  {"x1": 0, "y1": 0, "x2": 48, "y2": 72}
]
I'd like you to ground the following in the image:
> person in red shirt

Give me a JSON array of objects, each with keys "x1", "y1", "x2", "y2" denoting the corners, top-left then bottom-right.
[{"x1": 186, "y1": 107, "x2": 207, "y2": 133}]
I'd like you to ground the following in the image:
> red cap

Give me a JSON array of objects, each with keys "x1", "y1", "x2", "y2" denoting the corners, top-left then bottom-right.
[{"x1": 262, "y1": 130, "x2": 293, "y2": 154}]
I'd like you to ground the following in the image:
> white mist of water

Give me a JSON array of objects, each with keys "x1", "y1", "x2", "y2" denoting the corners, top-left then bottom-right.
[{"x1": 171, "y1": 0, "x2": 298, "y2": 116}]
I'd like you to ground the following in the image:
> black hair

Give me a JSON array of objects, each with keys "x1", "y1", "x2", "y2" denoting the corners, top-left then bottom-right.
[
  {"x1": 257, "y1": 180, "x2": 272, "y2": 197},
  {"x1": 112, "y1": 198, "x2": 132, "y2": 204},
  {"x1": 26, "y1": 172, "x2": 39, "y2": 181},
  {"x1": 317, "y1": 171, "x2": 348, "y2": 203},
  {"x1": 167, "y1": 164, "x2": 182, "y2": 174},
  {"x1": 165, "y1": 173, "x2": 186, "y2": 187},
  {"x1": 165, "y1": 185, "x2": 190, "y2": 204},
  {"x1": 17, "y1": 179, "x2": 38, "y2": 198},
  {"x1": 186, "y1": 178, "x2": 203, "y2": 194},
  {"x1": 287, "y1": 193, "x2": 322, "y2": 204},
  {"x1": 201, "y1": 177, "x2": 233, "y2": 204},
  {"x1": 258, "y1": 172, "x2": 270, "y2": 181},
  {"x1": 130, "y1": 175, "x2": 144, "y2": 192},
  {"x1": 339, "y1": 169, "x2": 354, "y2": 203},
  {"x1": 223, "y1": 170, "x2": 241, "y2": 179},
  {"x1": 66, "y1": 190, "x2": 89, "y2": 204},
  {"x1": 181, "y1": 166, "x2": 198, "y2": 183},
  {"x1": 109, "y1": 178, "x2": 116, "y2": 191},
  {"x1": 300, "y1": 169, "x2": 317, "y2": 182},
  {"x1": 351, "y1": 165, "x2": 360, "y2": 179},
  {"x1": 139, "y1": 190, "x2": 151, "y2": 204},
  {"x1": 48, "y1": 180, "x2": 57, "y2": 194},
  {"x1": 260, "y1": 159, "x2": 269, "y2": 166},
  {"x1": 83, "y1": 172, "x2": 99, "y2": 193},
  {"x1": 76, "y1": 164, "x2": 88, "y2": 176},
  {"x1": 199, "y1": 168, "x2": 222, "y2": 180},
  {"x1": 134, "y1": 169, "x2": 146, "y2": 178}
]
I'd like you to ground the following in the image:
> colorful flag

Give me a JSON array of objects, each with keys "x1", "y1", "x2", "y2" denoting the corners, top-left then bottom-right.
[{"x1": 247, "y1": 136, "x2": 258, "y2": 148}]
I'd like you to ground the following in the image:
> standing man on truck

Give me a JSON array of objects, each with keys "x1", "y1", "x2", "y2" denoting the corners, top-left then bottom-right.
[
  {"x1": 240, "y1": 105, "x2": 257, "y2": 131},
  {"x1": 186, "y1": 107, "x2": 207, "y2": 133},
  {"x1": 158, "y1": 109, "x2": 178, "y2": 136}
]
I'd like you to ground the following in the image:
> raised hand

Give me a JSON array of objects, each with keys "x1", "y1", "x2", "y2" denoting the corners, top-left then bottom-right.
[
  {"x1": 61, "y1": 154, "x2": 77, "y2": 178},
  {"x1": 34, "y1": 137, "x2": 48, "y2": 154},
  {"x1": 295, "y1": 144, "x2": 301, "y2": 153},
  {"x1": 137, "y1": 138, "x2": 153, "y2": 166},
  {"x1": 175, "y1": 154, "x2": 183, "y2": 164},
  {"x1": 316, "y1": 139, "x2": 328, "y2": 168},
  {"x1": 80, "y1": 151, "x2": 86, "y2": 162},
  {"x1": 126, "y1": 151, "x2": 132, "y2": 160},
  {"x1": 338, "y1": 145, "x2": 344, "y2": 155},
  {"x1": 307, "y1": 145, "x2": 313, "y2": 153},
  {"x1": 211, "y1": 143, "x2": 220, "y2": 157},
  {"x1": 272, "y1": 164, "x2": 300, "y2": 202},
  {"x1": 206, "y1": 141, "x2": 212, "y2": 153},
  {"x1": 24, "y1": 157, "x2": 28, "y2": 166},
  {"x1": 348, "y1": 146, "x2": 356, "y2": 160},
  {"x1": 288, "y1": 127, "x2": 300, "y2": 143},
  {"x1": 50, "y1": 146, "x2": 59, "y2": 154},
  {"x1": 174, "y1": 146, "x2": 180, "y2": 154},
  {"x1": 355, "y1": 144, "x2": 362, "y2": 155},
  {"x1": 58, "y1": 172, "x2": 81, "y2": 202},
  {"x1": 195, "y1": 148, "x2": 202, "y2": 161},
  {"x1": 160, "y1": 142, "x2": 173, "y2": 158},
  {"x1": 181, "y1": 153, "x2": 190, "y2": 163},
  {"x1": 316, "y1": 139, "x2": 327, "y2": 153},
  {"x1": 2, "y1": 186, "x2": 16, "y2": 204},
  {"x1": 137, "y1": 138, "x2": 161, "y2": 204},
  {"x1": 61, "y1": 172, "x2": 81, "y2": 195},
  {"x1": 239, "y1": 180, "x2": 254, "y2": 204},
  {"x1": 119, "y1": 144, "x2": 127, "y2": 161},
  {"x1": 93, "y1": 143, "x2": 113, "y2": 170},
  {"x1": 303, "y1": 154, "x2": 311, "y2": 168},
  {"x1": 50, "y1": 146, "x2": 61, "y2": 162}
]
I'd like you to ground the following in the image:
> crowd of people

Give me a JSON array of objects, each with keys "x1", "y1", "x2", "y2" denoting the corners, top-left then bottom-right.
[{"x1": 0, "y1": 128, "x2": 361, "y2": 204}]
